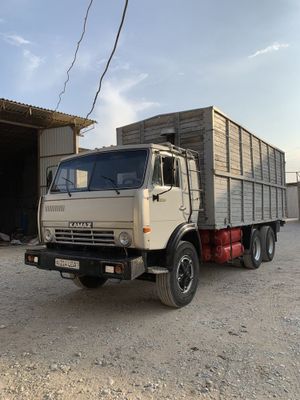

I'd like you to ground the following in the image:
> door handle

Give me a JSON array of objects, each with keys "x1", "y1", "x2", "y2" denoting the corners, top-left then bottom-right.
[{"x1": 179, "y1": 205, "x2": 186, "y2": 211}]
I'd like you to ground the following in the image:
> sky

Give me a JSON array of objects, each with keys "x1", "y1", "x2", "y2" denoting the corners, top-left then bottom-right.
[{"x1": 1, "y1": 0, "x2": 300, "y2": 176}]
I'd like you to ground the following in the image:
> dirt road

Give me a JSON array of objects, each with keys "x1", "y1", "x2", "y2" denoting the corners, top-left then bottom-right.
[{"x1": 0, "y1": 221, "x2": 299, "y2": 400}]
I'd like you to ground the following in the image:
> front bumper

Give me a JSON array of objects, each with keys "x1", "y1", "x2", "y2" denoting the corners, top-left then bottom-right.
[{"x1": 25, "y1": 246, "x2": 145, "y2": 280}]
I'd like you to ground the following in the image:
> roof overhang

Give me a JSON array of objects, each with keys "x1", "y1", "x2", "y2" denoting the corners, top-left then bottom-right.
[{"x1": 0, "y1": 98, "x2": 95, "y2": 131}]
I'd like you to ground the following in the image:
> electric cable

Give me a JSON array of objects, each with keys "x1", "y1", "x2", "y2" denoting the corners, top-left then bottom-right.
[
  {"x1": 54, "y1": 0, "x2": 94, "y2": 112},
  {"x1": 85, "y1": 0, "x2": 129, "y2": 120}
]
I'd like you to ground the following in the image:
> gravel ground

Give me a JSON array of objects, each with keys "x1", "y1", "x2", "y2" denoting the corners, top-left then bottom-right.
[{"x1": 0, "y1": 221, "x2": 299, "y2": 400}]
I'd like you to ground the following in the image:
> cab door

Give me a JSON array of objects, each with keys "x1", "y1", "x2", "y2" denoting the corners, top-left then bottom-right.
[{"x1": 148, "y1": 152, "x2": 188, "y2": 249}]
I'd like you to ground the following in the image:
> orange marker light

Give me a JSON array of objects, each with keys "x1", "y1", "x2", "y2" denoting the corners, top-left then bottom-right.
[{"x1": 143, "y1": 227, "x2": 151, "y2": 233}]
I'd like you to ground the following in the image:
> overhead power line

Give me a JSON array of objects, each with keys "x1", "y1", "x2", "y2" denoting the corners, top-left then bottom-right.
[
  {"x1": 54, "y1": 0, "x2": 94, "y2": 112},
  {"x1": 85, "y1": 0, "x2": 129, "y2": 120}
]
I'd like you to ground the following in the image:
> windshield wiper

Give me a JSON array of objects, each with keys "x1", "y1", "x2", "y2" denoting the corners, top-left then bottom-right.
[
  {"x1": 61, "y1": 177, "x2": 74, "y2": 197},
  {"x1": 101, "y1": 176, "x2": 120, "y2": 195}
]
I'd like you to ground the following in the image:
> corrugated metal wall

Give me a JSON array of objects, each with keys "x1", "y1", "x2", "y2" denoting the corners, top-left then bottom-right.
[{"x1": 39, "y1": 126, "x2": 76, "y2": 195}]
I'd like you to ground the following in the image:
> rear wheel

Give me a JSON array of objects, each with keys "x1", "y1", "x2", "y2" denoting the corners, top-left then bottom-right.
[
  {"x1": 243, "y1": 229, "x2": 263, "y2": 269},
  {"x1": 73, "y1": 275, "x2": 107, "y2": 289},
  {"x1": 156, "y1": 241, "x2": 199, "y2": 308},
  {"x1": 260, "y1": 226, "x2": 275, "y2": 262}
]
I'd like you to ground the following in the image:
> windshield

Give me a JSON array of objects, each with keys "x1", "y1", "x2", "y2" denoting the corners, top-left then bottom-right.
[{"x1": 51, "y1": 149, "x2": 148, "y2": 193}]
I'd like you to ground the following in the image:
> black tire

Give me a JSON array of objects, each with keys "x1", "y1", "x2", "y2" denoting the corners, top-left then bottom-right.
[
  {"x1": 243, "y1": 229, "x2": 263, "y2": 269},
  {"x1": 156, "y1": 241, "x2": 199, "y2": 308},
  {"x1": 73, "y1": 275, "x2": 107, "y2": 289},
  {"x1": 260, "y1": 226, "x2": 275, "y2": 262}
]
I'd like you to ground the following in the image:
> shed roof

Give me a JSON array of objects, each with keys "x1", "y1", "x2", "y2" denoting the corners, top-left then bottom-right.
[{"x1": 0, "y1": 98, "x2": 95, "y2": 130}]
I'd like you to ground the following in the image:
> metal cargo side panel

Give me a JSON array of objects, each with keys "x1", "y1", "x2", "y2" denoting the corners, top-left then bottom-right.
[
  {"x1": 212, "y1": 108, "x2": 286, "y2": 228},
  {"x1": 277, "y1": 188, "x2": 283, "y2": 219},
  {"x1": 39, "y1": 126, "x2": 76, "y2": 196}
]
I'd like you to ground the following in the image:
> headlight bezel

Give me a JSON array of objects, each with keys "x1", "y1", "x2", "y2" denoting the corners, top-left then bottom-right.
[
  {"x1": 44, "y1": 228, "x2": 53, "y2": 243},
  {"x1": 118, "y1": 231, "x2": 132, "y2": 247}
]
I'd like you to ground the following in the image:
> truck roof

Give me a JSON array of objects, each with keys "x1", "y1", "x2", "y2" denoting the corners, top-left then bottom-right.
[{"x1": 60, "y1": 143, "x2": 176, "y2": 162}]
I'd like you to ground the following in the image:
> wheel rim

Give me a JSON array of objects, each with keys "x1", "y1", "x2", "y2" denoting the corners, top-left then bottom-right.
[
  {"x1": 253, "y1": 236, "x2": 261, "y2": 261},
  {"x1": 176, "y1": 255, "x2": 194, "y2": 293},
  {"x1": 267, "y1": 233, "x2": 274, "y2": 255}
]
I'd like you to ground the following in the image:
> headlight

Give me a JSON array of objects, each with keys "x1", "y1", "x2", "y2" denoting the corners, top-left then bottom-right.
[
  {"x1": 44, "y1": 229, "x2": 53, "y2": 242},
  {"x1": 118, "y1": 232, "x2": 131, "y2": 247}
]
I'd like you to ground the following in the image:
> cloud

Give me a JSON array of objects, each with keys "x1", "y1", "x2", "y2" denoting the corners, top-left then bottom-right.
[
  {"x1": 110, "y1": 61, "x2": 131, "y2": 73},
  {"x1": 0, "y1": 31, "x2": 45, "y2": 89},
  {"x1": 0, "y1": 18, "x2": 4, "y2": 24},
  {"x1": 74, "y1": 50, "x2": 95, "y2": 72},
  {"x1": 81, "y1": 73, "x2": 159, "y2": 148},
  {"x1": 2, "y1": 33, "x2": 31, "y2": 46},
  {"x1": 117, "y1": 72, "x2": 149, "y2": 92},
  {"x1": 248, "y1": 42, "x2": 289, "y2": 58},
  {"x1": 22, "y1": 49, "x2": 44, "y2": 76},
  {"x1": 90, "y1": 57, "x2": 131, "y2": 73},
  {"x1": 17, "y1": 48, "x2": 78, "y2": 93}
]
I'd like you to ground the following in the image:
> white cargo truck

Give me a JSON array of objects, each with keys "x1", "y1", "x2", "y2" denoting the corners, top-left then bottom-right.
[{"x1": 25, "y1": 107, "x2": 286, "y2": 307}]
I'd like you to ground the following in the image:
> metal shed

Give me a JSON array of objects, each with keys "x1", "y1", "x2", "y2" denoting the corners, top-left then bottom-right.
[
  {"x1": 286, "y1": 182, "x2": 300, "y2": 219},
  {"x1": 0, "y1": 98, "x2": 94, "y2": 236}
]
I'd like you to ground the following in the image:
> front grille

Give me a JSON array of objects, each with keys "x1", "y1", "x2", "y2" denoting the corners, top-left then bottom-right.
[{"x1": 54, "y1": 229, "x2": 115, "y2": 246}]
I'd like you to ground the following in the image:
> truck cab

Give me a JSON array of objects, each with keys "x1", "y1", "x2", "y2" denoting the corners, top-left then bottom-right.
[{"x1": 25, "y1": 143, "x2": 202, "y2": 307}]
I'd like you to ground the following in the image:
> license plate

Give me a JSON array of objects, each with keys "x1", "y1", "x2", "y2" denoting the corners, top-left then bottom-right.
[{"x1": 55, "y1": 258, "x2": 80, "y2": 270}]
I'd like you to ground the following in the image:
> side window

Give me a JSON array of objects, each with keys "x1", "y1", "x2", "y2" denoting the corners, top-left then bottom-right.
[
  {"x1": 174, "y1": 159, "x2": 180, "y2": 187},
  {"x1": 152, "y1": 155, "x2": 163, "y2": 186},
  {"x1": 46, "y1": 165, "x2": 57, "y2": 190},
  {"x1": 162, "y1": 157, "x2": 173, "y2": 186},
  {"x1": 162, "y1": 156, "x2": 180, "y2": 187}
]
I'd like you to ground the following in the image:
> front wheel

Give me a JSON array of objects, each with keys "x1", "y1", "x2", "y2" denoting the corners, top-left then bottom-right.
[
  {"x1": 156, "y1": 241, "x2": 199, "y2": 308},
  {"x1": 73, "y1": 275, "x2": 107, "y2": 289}
]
